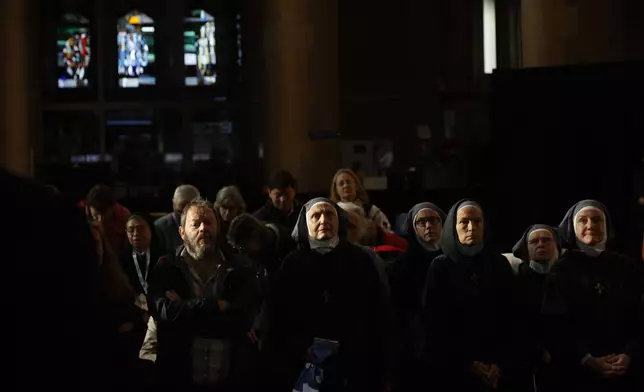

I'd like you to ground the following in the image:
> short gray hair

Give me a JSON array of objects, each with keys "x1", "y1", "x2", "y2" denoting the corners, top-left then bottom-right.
[
  {"x1": 214, "y1": 185, "x2": 247, "y2": 212},
  {"x1": 338, "y1": 202, "x2": 377, "y2": 245},
  {"x1": 173, "y1": 184, "x2": 200, "y2": 203}
]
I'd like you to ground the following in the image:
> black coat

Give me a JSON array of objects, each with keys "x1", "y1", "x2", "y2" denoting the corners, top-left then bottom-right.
[
  {"x1": 147, "y1": 246, "x2": 260, "y2": 390},
  {"x1": 119, "y1": 245, "x2": 164, "y2": 296},
  {"x1": 154, "y1": 213, "x2": 182, "y2": 254},
  {"x1": 253, "y1": 200, "x2": 300, "y2": 232}
]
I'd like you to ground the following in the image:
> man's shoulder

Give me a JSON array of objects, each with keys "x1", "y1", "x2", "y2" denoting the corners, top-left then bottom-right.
[
  {"x1": 430, "y1": 254, "x2": 450, "y2": 268},
  {"x1": 154, "y1": 213, "x2": 173, "y2": 227},
  {"x1": 153, "y1": 249, "x2": 181, "y2": 270},
  {"x1": 252, "y1": 203, "x2": 271, "y2": 219}
]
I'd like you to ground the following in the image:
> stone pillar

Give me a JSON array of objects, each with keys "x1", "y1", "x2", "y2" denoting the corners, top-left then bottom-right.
[
  {"x1": 1, "y1": 0, "x2": 32, "y2": 175},
  {"x1": 263, "y1": 0, "x2": 339, "y2": 193}
]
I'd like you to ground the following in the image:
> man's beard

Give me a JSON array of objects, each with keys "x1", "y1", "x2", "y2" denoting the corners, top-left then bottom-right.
[{"x1": 185, "y1": 235, "x2": 217, "y2": 260}]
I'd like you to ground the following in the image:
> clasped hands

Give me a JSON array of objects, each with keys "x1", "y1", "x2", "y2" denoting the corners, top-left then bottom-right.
[
  {"x1": 165, "y1": 290, "x2": 230, "y2": 311},
  {"x1": 585, "y1": 353, "x2": 630, "y2": 378},
  {"x1": 472, "y1": 361, "x2": 500, "y2": 389}
]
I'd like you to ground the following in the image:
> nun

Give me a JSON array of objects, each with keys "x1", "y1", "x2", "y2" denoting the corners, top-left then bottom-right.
[
  {"x1": 542, "y1": 200, "x2": 644, "y2": 392},
  {"x1": 263, "y1": 198, "x2": 389, "y2": 392},
  {"x1": 511, "y1": 224, "x2": 562, "y2": 392},
  {"x1": 423, "y1": 199, "x2": 516, "y2": 391},
  {"x1": 388, "y1": 202, "x2": 445, "y2": 391}
]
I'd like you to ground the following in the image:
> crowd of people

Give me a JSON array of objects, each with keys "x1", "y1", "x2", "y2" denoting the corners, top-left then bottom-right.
[{"x1": 6, "y1": 167, "x2": 644, "y2": 392}]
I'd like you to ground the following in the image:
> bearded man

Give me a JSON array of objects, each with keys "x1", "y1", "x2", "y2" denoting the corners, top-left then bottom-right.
[{"x1": 147, "y1": 198, "x2": 259, "y2": 392}]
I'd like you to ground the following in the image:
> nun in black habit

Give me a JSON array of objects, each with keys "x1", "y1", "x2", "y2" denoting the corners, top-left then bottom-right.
[
  {"x1": 388, "y1": 202, "x2": 445, "y2": 391},
  {"x1": 542, "y1": 200, "x2": 644, "y2": 392},
  {"x1": 262, "y1": 198, "x2": 389, "y2": 392},
  {"x1": 423, "y1": 199, "x2": 516, "y2": 391},
  {"x1": 511, "y1": 224, "x2": 562, "y2": 392}
]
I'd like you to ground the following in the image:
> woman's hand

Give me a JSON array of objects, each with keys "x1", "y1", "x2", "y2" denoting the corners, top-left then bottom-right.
[
  {"x1": 585, "y1": 355, "x2": 627, "y2": 378},
  {"x1": 472, "y1": 361, "x2": 500, "y2": 389}
]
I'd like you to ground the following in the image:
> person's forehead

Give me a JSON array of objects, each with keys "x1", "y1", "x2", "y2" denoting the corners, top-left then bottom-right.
[
  {"x1": 457, "y1": 205, "x2": 482, "y2": 218},
  {"x1": 172, "y1": 196, "x2": 192, "y2": 205},
  {"x1": 187, "y1": 206, "x2": 215, "y2": 219},
  {"x1": 417, "y1": 208, "x2": 440, "y2": 218},
  {"x1": 127, "y1": 219, "x2": 148, "y2": 228},
  {"x1": 577, "y1": 207, "x2": 603, "y2": 217},
  {"x1": 528, "y1": 229, "x2": 553, "y2": 241},
  {"x1": 308, "y1": 202, "x2": 335, "y2": 214},
  {"x1": 269, "y1": 187, "x2": 291, "y2": 194},
  {"x1": 337, "y1": 173, "x2": 354, "y2": 181},
  {"x1": 220, "y1": 198, "x2": 236, "y2": 206}
]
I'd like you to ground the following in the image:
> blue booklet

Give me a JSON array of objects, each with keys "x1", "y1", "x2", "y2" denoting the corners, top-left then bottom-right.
[{"x1": 292, "y1": 338, "x2": 339, "y2": 392}]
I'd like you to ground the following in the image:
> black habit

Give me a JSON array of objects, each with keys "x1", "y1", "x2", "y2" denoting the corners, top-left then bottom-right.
[
  {"x1": 423, "y1": 199, "x2": 516, "y2": 391},
  {"x1": 511, "y1": 224, "x2": 562, "y2": 392},
  {"x1": 542, "y1": 200, "x2": 644, "y2": 392},
  {"x1": 263, "y1": 198, "x2": 388, "y2": 392},
  {"x1": 388, "y1": 202, "x2": 445, "y2": 391}
]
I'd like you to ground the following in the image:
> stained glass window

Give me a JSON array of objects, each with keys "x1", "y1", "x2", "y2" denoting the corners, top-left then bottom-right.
[
  {"x1": 117, "y1": 10, "x2": 156, "y2": 88},
  {"x1": 184, "y1": 10, "x2": 217, "y2": 86},
  {"x1": 57, "y1": 13, "x2": 91, "y2": 88}
]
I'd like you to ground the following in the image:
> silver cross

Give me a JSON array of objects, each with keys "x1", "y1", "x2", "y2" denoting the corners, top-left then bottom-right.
[{"x1": 594, "y1": 282, "x2": 605, "y2": 296}]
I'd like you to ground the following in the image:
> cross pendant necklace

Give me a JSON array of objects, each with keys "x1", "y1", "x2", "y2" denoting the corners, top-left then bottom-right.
[{"x1": 594, "y1": 282, "x2": 605, "y2": 296}]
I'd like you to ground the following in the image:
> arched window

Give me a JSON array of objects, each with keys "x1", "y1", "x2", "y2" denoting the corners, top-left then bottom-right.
[
  {"x1": 184, "y1": 9, "x2": 217, "y2": 86},
  {"x1": 57, "y1": 13, "x2": 91, "y2": 88},
  {"x1": 117, "y1": 10, "x2": 156, "y2": 88}
]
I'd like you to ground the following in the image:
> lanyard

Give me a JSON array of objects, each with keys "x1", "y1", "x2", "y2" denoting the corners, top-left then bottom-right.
[{"x1": 132, "y1": 250, "x2": 150, "y2": 294}]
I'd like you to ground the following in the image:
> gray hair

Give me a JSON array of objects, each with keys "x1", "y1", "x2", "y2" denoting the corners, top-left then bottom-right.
[
  {"x1": 214, "y1": 185, "x2": 247, "y2": 212},
  {"x1": 180, "y1": 197, "x2": 216, "y2": 228},
  {"x1": 338, "y1": 202, "x2": 377, "y2": 245},
  {"x1": 173, "y1": 184, "x2": 200, "y2": 203}
]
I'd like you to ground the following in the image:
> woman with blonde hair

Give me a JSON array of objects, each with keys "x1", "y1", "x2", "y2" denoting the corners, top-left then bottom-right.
[{"x1": 330, "y1": 168, "x2": 392, "y2": 233}]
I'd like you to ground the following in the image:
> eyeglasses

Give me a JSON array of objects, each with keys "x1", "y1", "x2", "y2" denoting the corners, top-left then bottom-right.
[
  {"x1": 415, "y1": 217, "x2": 441, "y2": 227},
  {"x1": 126, "y1": 225, "x2": 147, "y2": 234}
]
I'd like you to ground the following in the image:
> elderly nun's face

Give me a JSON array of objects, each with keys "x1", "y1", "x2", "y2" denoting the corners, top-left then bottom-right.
[
  {"x1": 574, "y1": 207, "x2": 605, "y2": 245},
  {"x1": 414, "y1": 209, "x2": 442, "y2": 245},
  {"x1": 307, "y1": 202, "x2": 339, "y2": 240},
  {"x1": 456, "y1": 206, "x2": 484, "y2": 246},
  {"x1": 527, "y1": 229, "x2": 556, "y2": 262}
]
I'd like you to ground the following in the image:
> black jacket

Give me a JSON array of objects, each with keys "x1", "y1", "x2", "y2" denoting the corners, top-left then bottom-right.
[
  {"x1": 147, "y1": 246, "x2": 260, "y2": 390},
  {"x1": 253, "y1": 200, "x2": 300, "y2": 232},
  {"x1": 119, "y1": 245, "x2": 164, "y2": 296},
  {"x1": 154, "y1": 213, "x2": 183, "y2": 254}
]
